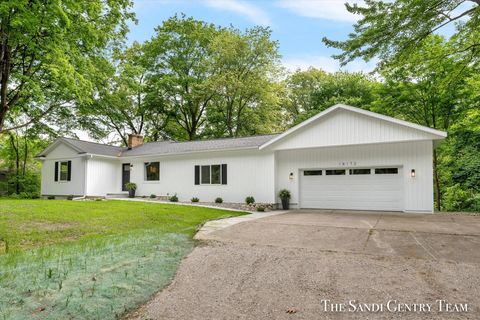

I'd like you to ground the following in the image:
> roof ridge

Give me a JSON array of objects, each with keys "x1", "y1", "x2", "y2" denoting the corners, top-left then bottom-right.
[
  {"x1": 142, "y1": 133, "x2": 281, "y2": 145},
  {"x1": 61, "y1": 137, "x2": 125, "y2": 149}
]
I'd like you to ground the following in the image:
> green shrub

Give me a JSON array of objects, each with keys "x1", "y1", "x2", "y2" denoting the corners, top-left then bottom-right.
[
  {"x1": 124, "y1": 182, "x2": 137, "y2": 191},
  {"x1": 215, "y1": 197, "x2": 223, "y2": 204},
  {"x1": 464, "y1": 193, "x2": 480, "y2": 212},
  {"x1": 150, "y1": 194, "x2": 157, "y2": 199},
  {"x1": 278, "y1": 189, "x2": 291, "y2": 200},
  {"x1": 191, "y1": 197, "x2": 199, "y2": 202},
  {"x1": 67, "y1": 195, "x2": 74, "y2": 200},
  {"x1": 169, "y1": 194, "x2": 178, "y2": 202},
  {"x1": 256, "y1": 206, "x2": 265, "y2": 212},
  {"x1": 245, "y1": 196, "x2": 255, "y2": 204},
  {"x1": 443, "y1": 184, "x2": 469, "y2": 211},
  {"x1": 47, "y1": 195, "x2": 55, "y2": 200},
  {"x1": 95, "y1": 198, "x2": 103, "y2": 201},
  {"x1": 9, "y1": 193, "x2": 20, "y2": 199}
]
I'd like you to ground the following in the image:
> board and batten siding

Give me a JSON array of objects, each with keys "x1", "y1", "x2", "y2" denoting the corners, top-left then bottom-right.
[
  {"x1": 85, "y1": 157, "x2": 122, "y2": 196},
  {"x1": 40, "y1": 143, "x2": 86, "y2": 196},
  {"x1": 125, "y1": 149, "x2": 275, "y2": 203},
  {"x1": 268, "y1": 109, "x2": 439, "y2": 151},
  {"x1": 275, "y1": 140, "x2": 434, "y2": 212}
]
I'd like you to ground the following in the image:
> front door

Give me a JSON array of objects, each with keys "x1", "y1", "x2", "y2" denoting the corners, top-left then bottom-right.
[{"x1": 122, "y1": 163, "x2": 130, "y2": 191}]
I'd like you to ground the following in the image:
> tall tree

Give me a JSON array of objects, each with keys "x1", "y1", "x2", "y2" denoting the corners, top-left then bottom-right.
[
  {"x1": 284, "y1": 68, "x2": 379, "y2": 124},
  {"x1": 79, "y1": 43, "x2": 170, "y2": 146},
  {"x1": 323, "y1": 0, "x2": 480, "y2": 67},
  {"x1": 206, "y1": 26, "x2": 282, "y2": 137},
  {"x1": 144, "y1": 16, "x2": 218, "y2": 141},
  {"x1": 0, "y1": 0, "x2": 134, "y2": 132},
  {"x1": 374, "y1": 35, "x2": 475, "y2": 210}
]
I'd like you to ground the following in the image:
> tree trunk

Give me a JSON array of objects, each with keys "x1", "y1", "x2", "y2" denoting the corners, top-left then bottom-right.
[
  {"x1": 8, "y1": 132, "x2": 20, "y2": 194},
  {"x1": 433, "y1": 149, "x2": 441, "y2": 211}
]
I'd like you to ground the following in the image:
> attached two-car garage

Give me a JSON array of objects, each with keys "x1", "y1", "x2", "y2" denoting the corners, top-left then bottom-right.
[{"x1": 299, "y1": 167, "x2": 403, "y2": 211}]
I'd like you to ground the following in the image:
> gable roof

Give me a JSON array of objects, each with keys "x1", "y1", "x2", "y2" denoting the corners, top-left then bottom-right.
[
  {"x1": 36, "y1": 137, "x2": 126, "y2": 158},
  {"x1": 36, "y1": 104, "x2": 447, "y2": 158},
  {"x1": 259, "y1": 104, "x2": 447, "y2": 150},
  {"x1": 36, "y1": 134, "x2": 279, "y2": 158}
]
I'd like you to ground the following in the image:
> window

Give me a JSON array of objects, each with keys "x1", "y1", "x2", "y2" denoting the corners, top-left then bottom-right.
[
  {"x1": 304, "y1": 170, "x2": 322, "y2": 176},
  {"x1": 349, "y1": 169, "x2": 371, "y2": 175},
  {"x1": 55, "y1": 161, "x2": 71, "y2": 182},
  {"x1": 201, "y1": 165, "x2": 211, "y2": 184},
  {"x1": 211, "y1": 165, "x2": 221, "y2": 184},
  {"x1": 195, "y1": 164, "x2": 227, "y2": 185},
  {"x1": 375, "y1": 168, "x2": 398, "y2": 174},
  {"x1": 326, "y1": 169, "x2": 346, "y2": 175},
  {"x1": 59, "y1": 161, "x2": 69, "y2": 181},
  {"x1": 145, "y1": 162, "x2": 160, "y2": 181}
]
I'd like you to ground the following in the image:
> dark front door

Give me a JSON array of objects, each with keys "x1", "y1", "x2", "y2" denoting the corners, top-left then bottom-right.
[{"x1": 122, "y1": 163, "x2": 130, "y2": 191}]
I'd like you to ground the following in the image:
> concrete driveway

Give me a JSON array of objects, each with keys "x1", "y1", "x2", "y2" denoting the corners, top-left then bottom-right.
[{"x1": 128, "y1": 210, "x2": 480, "y2": 319}]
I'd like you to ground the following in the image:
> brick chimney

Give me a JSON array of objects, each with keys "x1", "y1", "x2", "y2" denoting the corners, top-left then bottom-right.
[{"x1": 128, "y1": 134, "x2": 144, "y2": 149}]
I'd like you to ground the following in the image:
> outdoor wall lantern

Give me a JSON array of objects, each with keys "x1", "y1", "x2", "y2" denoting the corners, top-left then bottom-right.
[
  {"x1": 289, "y1": 172, "x2": 294, "y2": 180},
  {"x1": 411, "y1": 169, "x2": 416, "y2": 178}
]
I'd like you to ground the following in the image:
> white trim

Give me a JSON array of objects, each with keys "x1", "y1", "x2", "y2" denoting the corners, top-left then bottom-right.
[
  {"x1": 37, "y1": 138, "x2": 85, "y2": 157},
  {"x1": 259, "y1": 104, "x2": 447, "y2": 150}
]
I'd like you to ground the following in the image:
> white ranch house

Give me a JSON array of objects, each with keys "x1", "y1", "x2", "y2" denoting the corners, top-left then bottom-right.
[{"x1": 36, "y1": 104, "x2": 447, "y2": 212}]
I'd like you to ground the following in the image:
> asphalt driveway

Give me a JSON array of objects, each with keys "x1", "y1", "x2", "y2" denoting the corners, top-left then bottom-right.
[{"x1": 128, "y1": 210, "x2": 480, "y2": 319}]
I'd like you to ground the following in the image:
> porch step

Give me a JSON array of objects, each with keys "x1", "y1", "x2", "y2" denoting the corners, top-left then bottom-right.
[{"x1": 106, "y1": 193, "x2": 129, "y2": 199}]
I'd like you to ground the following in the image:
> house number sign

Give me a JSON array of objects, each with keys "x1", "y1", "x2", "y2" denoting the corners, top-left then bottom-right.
[{"x1": 338, "y1": 161, "x2": 357, "y2": 166}]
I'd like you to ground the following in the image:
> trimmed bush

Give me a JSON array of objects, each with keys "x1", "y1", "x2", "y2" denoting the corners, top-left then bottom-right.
[
  {"x1": 150, "y1": 194, "x2": 157, "y2": 199},
  {"x1": 191, "y1": 197, "x2": 199, "y2": 202},
  {"x1": 256, "y1": 206, "x2": 265, "y2": 212},
  {"x1": 215, "y1": 197, "x2": 223, "y2": 204},
  {"x1": 245, "y1": 196, "x2": 255, "y2": 205},
  {"x1": 47, "y1": 195, "x2": 55, "y2": 200},
  {"x1": 170, "y1": 194, "x2": 178, "y2": 202}
]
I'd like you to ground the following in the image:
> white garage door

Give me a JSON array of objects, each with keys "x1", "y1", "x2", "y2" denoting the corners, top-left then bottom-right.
[{"x1": 300, "y1": 167, "x2": 403, "y2": 211}]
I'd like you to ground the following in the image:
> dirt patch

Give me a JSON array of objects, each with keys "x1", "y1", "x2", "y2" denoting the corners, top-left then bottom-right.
[{"x1": 19, "y1": 221, "x2": 79, "y2": 232}]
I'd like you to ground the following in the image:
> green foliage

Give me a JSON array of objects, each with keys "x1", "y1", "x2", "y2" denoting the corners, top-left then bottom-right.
[
  {"x1": 191, "y1": 197, "x2": 200, "y2": 203},
  {"x1": 169, "y1": 194, "x2": 178, "y2": 202},
  {"x1": 0, "y1": 0, "x2": 135, "y2": 132},
  {"x1": 256, "y1": 206, "x2": 265, "y2": 212},
  {"x1": 150, "y1": 194, "x2": 157, "y2": 199},
  {"x1": 322, "y1": 0, "x2": 480, "y2": 68},
  {"x1": 215, "y1": 197, "x2": 223, "y2": 204},
  {"x1": 278, "y1": 189, "x2": 291, "y2": 200},
  {"x1": 47, "y1": 195, "x2": 55, "y2": 200},
  {"x1": 124, "y1": 182, "x2": 137, "y2": 191},
  {"x1": 284, "y1": 68, "x2": 379, "y2": 124},
  {"x1": 443, "y1": 184, "x2": 470, "y2": 211},
  {"x1": 245, "y1": 196, "x2": 255, "y2": 205}
]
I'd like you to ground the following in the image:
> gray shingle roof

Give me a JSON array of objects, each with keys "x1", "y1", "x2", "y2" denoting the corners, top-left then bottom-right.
[
  {"x1": 121, "y1": 134, "x2": 279, "y2": 157},
  {"x1": 38, "y1": 134, "x2": 279, "y2": 158}
]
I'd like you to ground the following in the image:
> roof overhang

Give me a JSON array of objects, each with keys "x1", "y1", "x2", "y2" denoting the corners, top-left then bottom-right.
[{"x1": 259, "y1": 104, "x2": 447, "y2": 150}]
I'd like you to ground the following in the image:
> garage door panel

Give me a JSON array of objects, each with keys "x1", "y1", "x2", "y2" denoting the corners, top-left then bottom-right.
[{"x1": 300, "y1": 168, "x2": 403, "y2": 211}]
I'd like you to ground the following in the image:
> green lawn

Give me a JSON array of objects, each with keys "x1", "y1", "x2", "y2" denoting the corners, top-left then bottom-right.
[{"x1": 0, "y1": 199, "x2": 245, "y2": 319}]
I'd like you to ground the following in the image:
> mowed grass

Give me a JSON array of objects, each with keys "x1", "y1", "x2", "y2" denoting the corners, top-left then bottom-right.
[
  {"x1": 0, "y1": 199, "x2": 242, "y2": 253},
  {"x1": 0, "y1": 199, "x2": 245, "y2": 319}
]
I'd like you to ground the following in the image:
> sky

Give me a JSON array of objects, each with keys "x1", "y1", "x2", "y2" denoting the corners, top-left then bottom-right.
[{"x1": 129, "y1": 0, "x2": 377, "y2": 73}]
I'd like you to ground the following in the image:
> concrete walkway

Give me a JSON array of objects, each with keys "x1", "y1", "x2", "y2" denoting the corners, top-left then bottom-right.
[{"x1": 194, "y1": 210, "x2": 288, "y2": 240}]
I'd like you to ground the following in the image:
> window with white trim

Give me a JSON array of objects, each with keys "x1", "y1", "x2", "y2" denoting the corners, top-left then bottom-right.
[{"x1": 59, "y1": 161, "x2": 69, "y2": 181}]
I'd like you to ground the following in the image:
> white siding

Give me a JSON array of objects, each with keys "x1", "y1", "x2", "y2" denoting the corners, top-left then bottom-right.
[
  {"x1": 275, "y1": 141, "x2": 434, "y2": 212},
  {"x1": 269, "y1": 109, "x2": 438, "y2": 151},
  {"x1": 126, "y1": 150, "x2": 275, "y2": 203},
  {"x1": 86, "y1": 157, "x2": 122, "y2": 196},
  {"x1": 40, "y1": 144, "x2": 86, "y2": 196}
]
